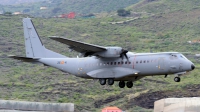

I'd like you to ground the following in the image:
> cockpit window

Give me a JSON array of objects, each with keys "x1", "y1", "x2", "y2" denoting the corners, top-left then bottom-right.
[
  {"x1": 171, "y1": 54, "x2": 177, "y2": 57},
  {"x1": 180, "y1": 54, "x2": 187, "y2": 60}
]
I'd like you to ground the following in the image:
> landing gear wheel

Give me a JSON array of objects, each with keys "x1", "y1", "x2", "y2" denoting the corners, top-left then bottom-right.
[
  {"x1": 126, "y1": 81, "x2": 133, "y2": 88},
  {"x1": 108, "y1": 78, "x2": 114, "y2": 85},
  {"x1": 119, "y1": 81, "x2": 125, "y2": 88},
  {"x1": 99, "y1": 79, "x2": 106, "y2": 85},
  {"x1": 174, "y1": 77, "x2": 181, "y2": 82}
]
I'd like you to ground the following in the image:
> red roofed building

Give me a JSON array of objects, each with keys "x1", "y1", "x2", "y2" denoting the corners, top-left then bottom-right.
[
  {"x1": 67, "y1": 12, "x2": 75, "y2": 19},
  {"x1": 102, "y1": 107, "x2": 122, "y2": 112},
  {"x1": 58, "y1": 12, "x2": 76, "y2": 19}
]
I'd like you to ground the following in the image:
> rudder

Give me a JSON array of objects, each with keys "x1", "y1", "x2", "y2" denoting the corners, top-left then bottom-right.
[
  {"x1": 23, "y1": 18, "x2": 45, "y2": 57},
  {"x1": 23, "y1": 18, "x2": 66, "y2": 58}
]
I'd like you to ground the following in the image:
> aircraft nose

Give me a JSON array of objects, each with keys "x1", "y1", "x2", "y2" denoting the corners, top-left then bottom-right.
[{"x1": 191, "y1": 64, "x2": 195, "y2": 70}]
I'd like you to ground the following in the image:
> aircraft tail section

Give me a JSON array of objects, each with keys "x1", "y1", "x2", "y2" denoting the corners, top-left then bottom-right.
[{"x1": 23, "y1": 18, "x2": 66, "y2": 58}]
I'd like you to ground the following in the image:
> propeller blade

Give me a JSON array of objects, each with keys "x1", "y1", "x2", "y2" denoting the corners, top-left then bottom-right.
[
  {"x1": 124, "y1": 53, "x2": 128, "y2": 60},
  {"x1": 120, "y1": 49, "x2": 128, "y2": 60}
]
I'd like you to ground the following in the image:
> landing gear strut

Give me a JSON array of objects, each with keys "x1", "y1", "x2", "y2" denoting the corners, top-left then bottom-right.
[
  {"x1": 126, "y1": 81, "x2": 133, "y2": 88},
  {"x1": 119, "y1": 81, "x2": 125, "y2": 88},
  {"x1": 99, "y1": 78, "x2": 106, "y2": 85},
  {"x1": 174, "y1": 77, "x2": 181, "y2": 82}
]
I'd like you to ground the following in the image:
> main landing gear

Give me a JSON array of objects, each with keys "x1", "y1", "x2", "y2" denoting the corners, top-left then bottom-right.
[
  {"x1": 126, "y1": 81, "x2": 133, "y2": 88},
  {"x1": 99, "y1": 79, "x2": 133, "y2": 88},
  {"x1": 119, "y1": 81, "x2": 125, "y2": 88},
  {"x1": 99, "y1": 78, "x2": 114, "y2": 85},
  {"x1": 119, "y1": 81, "x2": 133, "y2": 88},
  {"x1": 174, "y1": 77, "x2": 181, "y2": 82},
  {"x1": 99, "y1": 79, "x2": 106, "y2": 85}
]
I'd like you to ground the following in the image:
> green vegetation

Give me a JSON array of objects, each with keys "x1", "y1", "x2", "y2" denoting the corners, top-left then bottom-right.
[
  {"x1": 0, "y1": 0, "x2": 200, "y2": 111},
  {"x1": 117, "y1": 9, "x2": 130, "y2": 17},
  {"x1": 1, "y1": 0, "x2": 139, "y2": 17},
  {"x1": 3, "y1": 12, "x2": 12, "y2": 15}
]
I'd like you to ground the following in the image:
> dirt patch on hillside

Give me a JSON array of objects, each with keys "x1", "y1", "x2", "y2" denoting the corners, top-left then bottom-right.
[
  {"x1": 126, "y1": 84, "x2": 200, "y2": 109},
  {"x1": 94, "y1": 93, "x2": 125, "y2": 108}
]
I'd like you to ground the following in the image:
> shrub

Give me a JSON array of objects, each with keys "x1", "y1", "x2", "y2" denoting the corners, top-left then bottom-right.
[{"x1": 117, "y1": 9, "x2": 130, "y2": 17}]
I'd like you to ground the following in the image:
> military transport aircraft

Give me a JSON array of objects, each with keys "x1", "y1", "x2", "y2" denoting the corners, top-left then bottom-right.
[{"x1": 9, "y1": 18, "x2": 195, "y2": 88}]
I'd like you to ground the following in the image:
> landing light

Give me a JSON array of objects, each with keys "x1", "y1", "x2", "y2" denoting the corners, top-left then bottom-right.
[{"x1": 135, "y1": 73, "x2": 138, "y2": 74}]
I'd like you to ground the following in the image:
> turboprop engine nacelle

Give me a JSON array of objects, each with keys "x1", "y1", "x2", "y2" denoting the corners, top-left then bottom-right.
[{"x1": 95, "y1": 47, "x2": 127, "y2": 58}]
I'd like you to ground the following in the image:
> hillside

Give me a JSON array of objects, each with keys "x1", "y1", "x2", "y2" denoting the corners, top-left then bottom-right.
[
  {"x1": 1, "y1": 0, "x2": 200, "y2": 111},
  {"x1": 128, "y1": 0, "x2": 200, "y2": 14},
  {"x1": 1, "y1": 0, "x2": 139, "y2": 17},
  {"x1": 0, "y1": 0, "x2": 44, "y2": 5}
]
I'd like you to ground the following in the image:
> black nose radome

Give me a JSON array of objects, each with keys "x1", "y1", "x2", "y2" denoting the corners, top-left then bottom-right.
[{"x1": 191, "y1": 64, "x2": 195, "y2": 70}]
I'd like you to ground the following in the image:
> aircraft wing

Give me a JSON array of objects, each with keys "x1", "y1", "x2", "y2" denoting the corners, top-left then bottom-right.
[{"x1": 49, "y1": 37, "x2": 107, "y2": 54}]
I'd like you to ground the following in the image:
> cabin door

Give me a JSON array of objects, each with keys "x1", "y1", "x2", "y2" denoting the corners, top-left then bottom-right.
[{"x1": 158, "y1": 58, "x2": 165, "y2": 70}]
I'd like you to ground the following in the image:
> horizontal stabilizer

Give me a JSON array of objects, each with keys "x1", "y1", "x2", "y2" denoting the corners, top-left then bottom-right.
[{"x1": 8, "y1": 55, "x2": 39, "y2": 62}]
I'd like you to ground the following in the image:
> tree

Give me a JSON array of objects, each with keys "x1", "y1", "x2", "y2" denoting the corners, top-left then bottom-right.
[
  {"x1": 52, "y1": 8, "x2": 61, "y2": 14},
  {"x1": 117, "y1": 9, "x2": 130, "y2": 17},
  {"x1": 4, "y1": 12, "x2": 12, "y2": 15},
  {"x1": 23, "y1": 9, "x2": 30, "y2": 13}
]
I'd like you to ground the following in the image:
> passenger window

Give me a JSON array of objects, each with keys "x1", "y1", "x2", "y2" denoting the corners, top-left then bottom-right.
[
  {"x1": 136, "y1": 61, "x2": 138, "y2": 64},
  {"x1": 114, "y1": 62, "x2": 116, "y2": 65},
  {"x1": 125, "y1": 61, "x2": 127, "y2": 64},
  {"x1": 147, "y1": 60, "x2": 149, "y2": 63},
  {"x1": 144, "y1": 60, "x2": 146, "y2": 63},
  {"x1": 121, "y1": 61, "x2": 124, "y2": 64},
  {"x1": 129, "y1": 62, "x2": 131, "y2": 64},
  {"x1": 111, "y1": 62, "x2": 113, "y2": 65},
  {"x1": 107, "y1": 62, "x2": 109, "y2": 65},
  {"x1": 118, "y1": 62, "x2": 120, "y2": 65},
  {"x1": 140, "y1": 60, "x2": 142, "y2": 63}
]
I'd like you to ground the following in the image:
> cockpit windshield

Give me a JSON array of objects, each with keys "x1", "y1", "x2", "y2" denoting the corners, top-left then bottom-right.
[{"x1": 180, "y1": 54, "x2": 188, "y2": 60}]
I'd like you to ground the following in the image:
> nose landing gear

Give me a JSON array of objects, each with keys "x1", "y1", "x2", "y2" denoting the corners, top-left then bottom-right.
[{"x1": 174, "y1": 77, "x2": 181, "y2": 82}]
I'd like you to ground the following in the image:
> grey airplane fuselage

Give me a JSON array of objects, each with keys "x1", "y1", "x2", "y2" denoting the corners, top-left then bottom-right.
[
  {"x1": 10, "y1": 18, "x2": 195, "y2": 88},
  {"x1": 39, "y1": 52, "x2": 193, "y2": 81}
]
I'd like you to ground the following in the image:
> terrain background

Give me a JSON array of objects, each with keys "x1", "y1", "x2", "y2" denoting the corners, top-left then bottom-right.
[
  {"x1": 1, "y1": 0, "x2": 139, "y2": 17},
  {"x1": 0, "y1": 0, "x2": 44, "y2": 5},
  {"x1": 0, "y1": 0, "x2": 200, "y2": 111}
]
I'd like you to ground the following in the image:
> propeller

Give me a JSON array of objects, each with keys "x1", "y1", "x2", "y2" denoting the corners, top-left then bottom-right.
[{"x1": 120, "y1": 49, "x2": 128, "y2": 60}]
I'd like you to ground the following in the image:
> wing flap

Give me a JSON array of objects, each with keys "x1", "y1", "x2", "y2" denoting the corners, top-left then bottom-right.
[{"x1": 49, "y1": 37, "x2": 106, "y2": 53}]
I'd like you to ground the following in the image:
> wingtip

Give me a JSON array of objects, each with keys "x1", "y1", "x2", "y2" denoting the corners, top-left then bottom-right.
[{"x1": 48, "y1": 36, "x2": 60, "y2": 38}]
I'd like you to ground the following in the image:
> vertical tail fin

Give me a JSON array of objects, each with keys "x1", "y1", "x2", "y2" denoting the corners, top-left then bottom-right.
[{"x1": 23, "y1": 18, "x2": 66, "y2": 58}]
